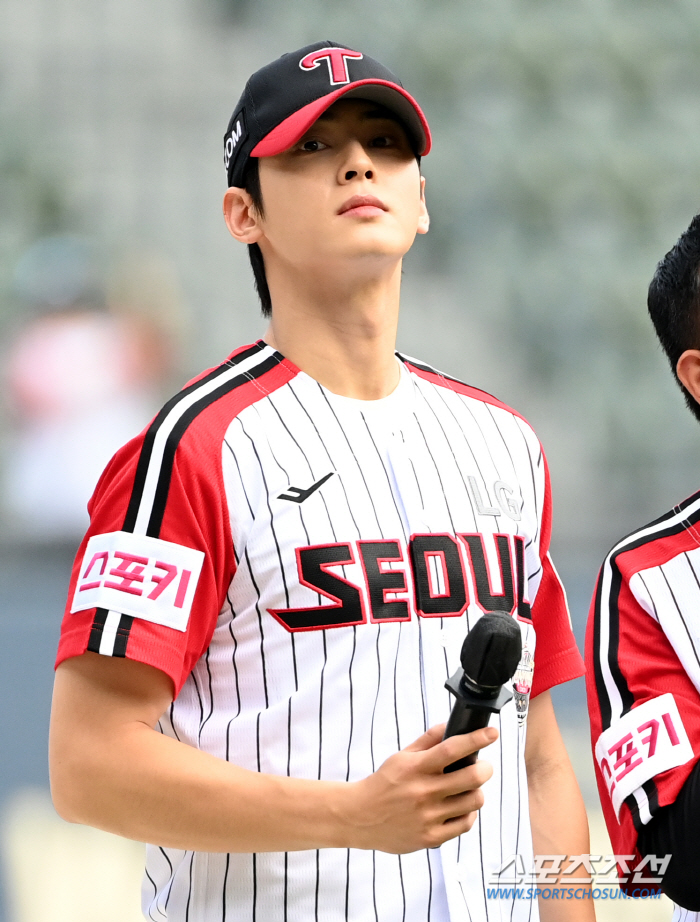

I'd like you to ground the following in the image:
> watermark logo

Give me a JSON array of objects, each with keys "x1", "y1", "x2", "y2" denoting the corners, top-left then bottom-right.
[{"x1": 489, "y1": 853, "x2": 670, "y2": 887}]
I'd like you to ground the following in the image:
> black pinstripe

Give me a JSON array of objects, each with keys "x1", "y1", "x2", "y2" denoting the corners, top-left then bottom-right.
[{"x1": 659, "y1": 566, "x2": 700, "y2": 671}]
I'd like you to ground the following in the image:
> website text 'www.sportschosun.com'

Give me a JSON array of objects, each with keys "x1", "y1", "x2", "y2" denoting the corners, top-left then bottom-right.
[{"x1": 487, "y1": 887, "x2": 662, "y2": 901}]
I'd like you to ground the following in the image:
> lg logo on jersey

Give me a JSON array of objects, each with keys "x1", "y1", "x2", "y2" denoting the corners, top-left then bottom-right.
[
  {"x1": 269, "y1": 532, "x2": 532, "y2": 632},
  {"x1": 467, "y1": 476, "x2": 521, "y2": 521},
  {"x1": 71, "y1": 531, "x2": 205, "y2": 632}
]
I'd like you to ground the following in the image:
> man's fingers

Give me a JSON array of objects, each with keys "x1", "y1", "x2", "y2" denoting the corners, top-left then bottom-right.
[
  {"x1": 420, "y1": 726, "x2": 498, "y2": 772},
  {"x1": 353, "y1": 723, "x2": 496, "y2": 853},
  {"x1": 439, "y1": 759, "x2": 493, "y2": 799},
  {"x1": 440, "y1": 784, "x2": 487, "y2": 818},
  {"x1": 403, "y1": 724, "x2": 447, "y2": 753},
  {"x1": 429, "y1": 809, "x2": 480, "y2": 847}
]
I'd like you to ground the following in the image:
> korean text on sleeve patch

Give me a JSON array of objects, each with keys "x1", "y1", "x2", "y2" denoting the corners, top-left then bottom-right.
[
  {"x1": 71, "y1": 531, "x2": 205, "y2": 632},
  {"x1": 594, "y1": 693, "x2": 694, "y2": 820}
]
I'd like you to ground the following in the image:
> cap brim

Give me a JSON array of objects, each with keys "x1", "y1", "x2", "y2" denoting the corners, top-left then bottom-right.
[{"x1": 250, "y1": 79, "x2": 431, "y2": 158}]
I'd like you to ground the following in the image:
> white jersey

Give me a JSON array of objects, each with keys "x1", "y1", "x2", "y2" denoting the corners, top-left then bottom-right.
[{"x1": 59, "y1": 340, "x2": 583, "y2": 922}]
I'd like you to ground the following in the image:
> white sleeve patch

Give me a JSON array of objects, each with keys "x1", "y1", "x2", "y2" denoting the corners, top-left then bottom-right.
[
  {"x1": 594, "y1": 693, "x2": 694, "y2": 820},
  {"x1": 71, "y1": 531, "x2": 205, "y2": 632}
]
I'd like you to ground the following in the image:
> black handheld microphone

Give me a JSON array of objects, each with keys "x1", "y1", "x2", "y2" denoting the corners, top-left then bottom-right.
[{"x1": 443, "y1": 612, "x2": 523, "y2": 773}]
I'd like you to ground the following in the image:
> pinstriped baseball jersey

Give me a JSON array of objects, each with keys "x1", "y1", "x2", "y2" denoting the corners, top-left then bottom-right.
[
  {"x1": 586, "y1": 492, "x2": 700, "y2": 918},
  {"x1": 58, "y1": 340, "x2": 583, "y2": 922}
]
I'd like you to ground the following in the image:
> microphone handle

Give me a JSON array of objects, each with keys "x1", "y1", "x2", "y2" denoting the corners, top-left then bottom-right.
[{"x1": 443, "y1": 704, "x2": 492, "y2": 772}]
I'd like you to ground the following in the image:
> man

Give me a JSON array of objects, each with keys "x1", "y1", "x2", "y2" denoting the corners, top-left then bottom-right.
[
  {"x1": 587, "y1": 214, "x2": 700, "y2": 916},
  {"x1": 50, "y1": 41, "x2": 591, "y2": 921}
]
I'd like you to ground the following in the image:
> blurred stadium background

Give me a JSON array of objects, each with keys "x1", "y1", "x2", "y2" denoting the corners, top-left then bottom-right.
[{"x1": 3, "y1": 0, "x2": 700, "y2": 917}]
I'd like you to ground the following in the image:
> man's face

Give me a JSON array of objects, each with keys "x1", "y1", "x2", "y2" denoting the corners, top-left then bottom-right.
[{"x1": 254, "y1": 98, "x2": 428, "y2": 273}]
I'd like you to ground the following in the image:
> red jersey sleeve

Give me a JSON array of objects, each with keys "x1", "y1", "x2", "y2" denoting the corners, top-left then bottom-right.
[
  {"x1": 56, "y1": 424, "x2": 235, "y2": 696},
  {"x1": 56, "y1": 344, "x2": 295, "y2": 695},
  {"x1": 586, "y1": 545, "x2": 700, "y2": 878},
  {"x1": 529, "y1": 448, "x2": 585, "y2": 698}
]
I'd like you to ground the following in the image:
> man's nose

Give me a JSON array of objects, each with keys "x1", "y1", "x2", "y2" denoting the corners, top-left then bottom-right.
[{"x1": 338, "y1": 141, "x2": 375, "y2": 182}]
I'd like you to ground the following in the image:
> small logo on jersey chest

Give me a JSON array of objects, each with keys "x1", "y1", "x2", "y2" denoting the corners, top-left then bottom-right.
[
  {"x1": 467, "y1": 477, "x2": 522, "y2": 522},
  {"x1": 278, "y1": 471, "x2": 335, "y2": 504}
]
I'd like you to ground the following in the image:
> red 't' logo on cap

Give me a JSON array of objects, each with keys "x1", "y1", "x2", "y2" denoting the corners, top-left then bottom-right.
[{"x1": 299, "y1": 48, "x2": 364, "y2": 86}]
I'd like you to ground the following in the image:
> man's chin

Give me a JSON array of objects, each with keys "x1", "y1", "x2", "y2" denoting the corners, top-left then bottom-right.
[{"x1": 333, "y1": 238, "x2": 413, "y2": 264}]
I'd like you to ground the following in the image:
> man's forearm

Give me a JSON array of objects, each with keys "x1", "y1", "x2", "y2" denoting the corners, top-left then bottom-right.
[
  {"x1": 52, "y1": 714, "x2": 356, "y2": 852},
  {"x1": 526, "y1": 692, "x2": 595, "y2": 921},
  {"x1": 50, "y1": 653, "x2": 495, "y2": 854},
  {"x1": 528, "y1": 755, "x2": 595, "y2": 917}
]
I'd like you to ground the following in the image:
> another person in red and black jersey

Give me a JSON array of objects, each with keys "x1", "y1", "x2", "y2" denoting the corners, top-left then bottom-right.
[{"x1": 586, "y1": 214, "x2": 700, "y2": 917}]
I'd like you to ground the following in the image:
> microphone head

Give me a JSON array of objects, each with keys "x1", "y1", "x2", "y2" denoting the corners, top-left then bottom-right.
[{"x1": 460, "y1": 612, "x2": 523, "y2": 690}]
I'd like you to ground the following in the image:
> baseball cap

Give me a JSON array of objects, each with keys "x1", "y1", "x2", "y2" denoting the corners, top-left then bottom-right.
[{"x1": 223, "y1": 40, "x2": 431, "y2": 188}]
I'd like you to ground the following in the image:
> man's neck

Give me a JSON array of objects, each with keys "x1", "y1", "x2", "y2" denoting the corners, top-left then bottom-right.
[{"x1": 263, "y1": 260, "x2": 402, "y2": 401}]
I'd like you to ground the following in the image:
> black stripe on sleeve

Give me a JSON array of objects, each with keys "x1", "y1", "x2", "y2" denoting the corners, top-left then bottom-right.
[
  {"x1": 112, "y1": 615, "x2": 134, "y2": 657},
  {"x1": 591, "y1": 552, "x2": 636, "y2": 733},
  {"x1": 146, "y1": 354, "x2": 281, "y2": 537},
  {"x1": 605, "y1": 558, "x2": 635, "y2": 719},
  {"x1": 87, "y1": 607, "x2": 109, "y2": 653},
  {"x1": 625, "y1": 791, "x2": 642, "y2": 831},
  {"x1": 590, "y1": 565, "x2": 611, "y2": 729},
  {"x1": 123, "y1": 342, "x2": 266, "y2": 533}
]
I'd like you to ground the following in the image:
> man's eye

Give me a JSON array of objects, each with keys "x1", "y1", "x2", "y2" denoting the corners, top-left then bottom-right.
[
  {"x1": 300, "y1": 139, "x2": 327, "y2": 152},
  {"x1": 370, "y1": 135, "x2": 393, "y2": 148}
]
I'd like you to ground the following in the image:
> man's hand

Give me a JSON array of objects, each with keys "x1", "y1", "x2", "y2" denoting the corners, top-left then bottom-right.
[{"x1": 338, "y1": 724, "x2": 497, "y2": 853}]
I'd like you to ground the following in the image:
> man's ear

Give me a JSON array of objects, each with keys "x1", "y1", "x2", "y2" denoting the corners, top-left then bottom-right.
[
  {"x1": 417, "y1": 175, "x2": 429, "y2": 236},
  {"x1": 223, "y1": 187, "x2": 264, "y2": 244},
  {"x1": 676, "y1": 350, "x2": 700, "y2": 403}
]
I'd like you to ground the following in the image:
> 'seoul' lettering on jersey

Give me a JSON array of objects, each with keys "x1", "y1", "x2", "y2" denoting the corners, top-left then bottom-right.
[
  {"x1": 269, "y1": 531, "x2": 533, "y2": 631},
  {"x1": 71, "y1": 531, "x2": 205, "y2": 631},
  {"x1": 594, "y1": 693, "x2": 693, "y2": 818}
]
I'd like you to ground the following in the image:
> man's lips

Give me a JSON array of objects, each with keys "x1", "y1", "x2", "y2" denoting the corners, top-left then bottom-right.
[{"x1": 338, "y1": 195, "x2": 388, "y2": 217}]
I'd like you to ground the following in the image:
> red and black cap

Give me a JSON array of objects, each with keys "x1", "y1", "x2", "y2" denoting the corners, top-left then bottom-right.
[{"x1": 224, "y1": 40, "x2": 431, "y2": 188}]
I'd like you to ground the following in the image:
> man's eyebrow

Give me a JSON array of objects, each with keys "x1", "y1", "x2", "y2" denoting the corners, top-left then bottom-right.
[
  {"x1": 363, "y1": 109, "x2": 402, "y2": 123},
  {"x1": 316, "y1": 106, "x2": 402, "y2": 124}
]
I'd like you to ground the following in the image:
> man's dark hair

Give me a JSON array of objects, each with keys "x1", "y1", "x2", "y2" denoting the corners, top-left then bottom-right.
[
  {"x1": 243, "y1": 158, "x2": 273, "y2": 318},
  {"x1": 648, "y1": 213, "x2": 700, "y2": 423}
]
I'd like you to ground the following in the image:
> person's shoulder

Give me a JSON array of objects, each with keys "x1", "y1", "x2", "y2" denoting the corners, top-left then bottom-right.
[
  {"x1": 152, "y1": 339, "x2": 295, "y2": 437},
  {"x1": 398, "y1": 351, "x2": 535, "y2": 430},
  {"x1": 179, "y1": 339, "x2": 293, "y2": 397},
  {"x1": 90, "y1": 341, "x2": 295, "y2": 504},
  {"x1": 600, "y1": 488, "x2": 700, "y2": 580}
]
